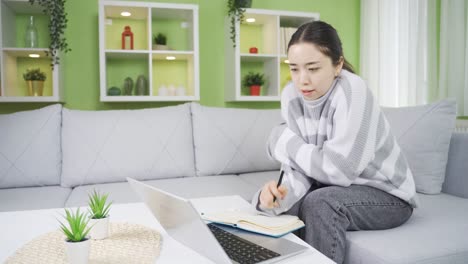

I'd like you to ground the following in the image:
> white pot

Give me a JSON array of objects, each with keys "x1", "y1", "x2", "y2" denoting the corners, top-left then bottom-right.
[
  {"x1": 89, "y1": 216, "x2": 109, "y2": 240},
  {"x1": 65, "y1": 238, "x2": 90, "y2": 264},
  {"x1": 152, "y1": 44, "x2": 169, "y2": 50}
]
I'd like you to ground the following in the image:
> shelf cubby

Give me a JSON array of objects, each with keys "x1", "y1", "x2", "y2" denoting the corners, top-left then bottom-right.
[
  {"x1": 99, "y1": 1, "x2": 199, "y2": 102},
  {"x1": 225, "y1": 8, "x2": 319, "y2": 102},
  {"x1": 0, "y1": 0, "x2": 63, "y2": 102}
]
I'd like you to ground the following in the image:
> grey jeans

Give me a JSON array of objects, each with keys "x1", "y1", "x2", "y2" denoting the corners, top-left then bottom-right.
[{"x1": 285, "y1": 184, "x2": 413, "y2": 264}]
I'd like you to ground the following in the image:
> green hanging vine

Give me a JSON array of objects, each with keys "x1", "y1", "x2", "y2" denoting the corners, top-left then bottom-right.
[
  {"x1": 227, "y1": 0, "x2": 251, "y2": 47},
  {"x1": 29, "y1": 0, "x2": 71, "y2": 67}
]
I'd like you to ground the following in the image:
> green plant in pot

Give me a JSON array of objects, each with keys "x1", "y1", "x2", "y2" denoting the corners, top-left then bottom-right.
[
  {"x1": 153, "y1": 33, "x2": 168, "y2": 50},
  {"x1": 28, "y1": 0, "x2": 71, "y2": 67},
  {"x1": 227, "y1": 0, "x2": 252, "y2": 47},
  {"x1": 243, "y1": 71, "x2": 265, "y2": 96},
  {"x1": 59, "y1": 208, "x2": 92, "y2": 264},
  {"x1": 23, "y1": 68, "x2": 46, "y2": 96},
  {"x1": 88, "y1": 190, "x2": 112, "y2": 240}
]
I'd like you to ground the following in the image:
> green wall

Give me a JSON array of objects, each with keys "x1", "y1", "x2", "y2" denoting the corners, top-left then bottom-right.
[{"x1": 0, "y1": 0, "x2": 360, "y2": 114}]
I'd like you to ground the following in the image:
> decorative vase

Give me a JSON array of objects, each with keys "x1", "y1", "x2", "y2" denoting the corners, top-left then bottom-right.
[
  {"x1": 122, "y1": 77, "x2": 134, "y2": 95},
  {"x1": 158, "y1": 85, "x2": 168, "y2": 96},
  {"x1": 107, "y1": 86, "x2": 121, "y2": 96},
  {"x1": 135, "y1": 75, "x2": 148, "y2": 95},
  {"x1": 176, "y1": 85, "x2": 186, "y2": 96},
  {"x1": 249, "y1": 47, "x2": 258, "y2": 54},
  {"x1": 250, "y1": 85, "x2": 261, "y2": 96},
  {"x1": 27, "y1": 80, "x2": 44, "y2": 96},
  {"x1": 65, "y1": 238, "x2": 90, "y2": 264},
  {"x1": 24, "y1": 16, "x2": 38, "y2": 48},
  {"x1": 168, "y1": 85, "x2": 176, "y2": 96},
  {"x1": 89, "y1": 217, "x2": 109, "y2": 240}
]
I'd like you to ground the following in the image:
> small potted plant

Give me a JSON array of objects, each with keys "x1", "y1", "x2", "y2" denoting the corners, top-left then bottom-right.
[
  {"x1": 59, "y1": 208, "x2": 92, "y2": 264},
  {"x1": 243, "y1": 71, "x2": 265, "y2": 96},
  {"x1": 153, "y1": 33, "x2": 168, "y2": 50},
  {"x1": 88, "y1": 190, "x2": 112, "y2": 240},
  {"x1": 23, "y1": 68, "x2": 46, "y2": 96}
]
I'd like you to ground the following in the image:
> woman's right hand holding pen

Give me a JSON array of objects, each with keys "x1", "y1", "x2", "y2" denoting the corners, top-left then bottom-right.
[{"x1": 259, "y1": 180, "x2": 288, "y2": 209}]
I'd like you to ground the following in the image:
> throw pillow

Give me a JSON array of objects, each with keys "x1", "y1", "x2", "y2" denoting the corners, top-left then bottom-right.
[
  {"x1": 0, "y1": 104, "x2": 62, "y2": 188},
  {"x1": 382, "y1": 99, "x2": 457, "y2": 194},
  {"x1": 61, "y1": 103, "x2": 196, "y2": 187},
  {"x1": 191, "y1": 103, "x2": 282, "y2": 176}
]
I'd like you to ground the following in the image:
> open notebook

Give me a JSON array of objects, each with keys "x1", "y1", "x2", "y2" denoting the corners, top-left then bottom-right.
[{"x1": 201, "y1": 209, "x2": 305, "y2": 237}]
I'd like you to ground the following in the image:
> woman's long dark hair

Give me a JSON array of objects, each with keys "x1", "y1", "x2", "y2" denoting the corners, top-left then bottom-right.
[{"x1": 288, "y1": 21, "x2": 355, "y2": 73}]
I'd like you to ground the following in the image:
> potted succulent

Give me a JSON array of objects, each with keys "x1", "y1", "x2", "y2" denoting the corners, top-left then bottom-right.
[
  {"x1": 23, "y1": 68, "x2": 46, "y2": 96},
  {"x1": 243, "y1": 71, "x2": 265, "y2": 96},
  {"x1": 227, "y1": 0, "x2": 252, "y2": 47},
  {"x1": 59, "y1": 208, "x2": 92, "y2": 264},
  {"x1": 153, "y1": 33, "x2": 168, "y2": 50},
  {"x1": 88, "y1": 190, "x2": 112, "y2": 240}
]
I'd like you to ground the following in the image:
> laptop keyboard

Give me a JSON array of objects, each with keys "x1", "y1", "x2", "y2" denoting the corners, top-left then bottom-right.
[{"x1": 207, "y1": 223, "x2": 281, "y2": 264}]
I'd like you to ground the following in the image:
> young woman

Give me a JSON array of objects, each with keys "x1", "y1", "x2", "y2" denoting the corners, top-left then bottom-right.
[{"x1": 252, "y1": 21, "x2": 418, "y2": 264}]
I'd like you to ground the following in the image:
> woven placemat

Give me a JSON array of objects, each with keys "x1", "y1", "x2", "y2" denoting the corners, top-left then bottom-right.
[{"x1": 5, "y1": 222, "x2": 162, "y2": 264}]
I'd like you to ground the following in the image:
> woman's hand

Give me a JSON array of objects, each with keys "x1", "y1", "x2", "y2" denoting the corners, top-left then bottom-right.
[{"x1": 259, "y1": 180, "x2": 288, "y2": 209}]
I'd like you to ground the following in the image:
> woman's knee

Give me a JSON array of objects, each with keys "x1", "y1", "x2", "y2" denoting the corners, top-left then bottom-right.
[{"x1": 301, "y1": 187, "x2": 345, "y2": 217}]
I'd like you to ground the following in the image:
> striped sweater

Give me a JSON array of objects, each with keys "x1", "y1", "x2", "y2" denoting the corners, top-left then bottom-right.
[{"x1": 254, "y1": 70, "x2": 418, "y2": 215}]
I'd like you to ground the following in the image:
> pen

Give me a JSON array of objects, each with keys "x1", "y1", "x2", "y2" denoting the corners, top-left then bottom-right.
[{"x1": 273, "y1": 170, "x2": 284, "y2": 203}]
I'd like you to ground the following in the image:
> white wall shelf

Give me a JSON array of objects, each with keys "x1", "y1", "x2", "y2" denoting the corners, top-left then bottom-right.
[
  {"x1": 225, "y1": 8, "x2": 319, "y2": 102},
  {"x1": 99, "y1": 0, "x2": 199, "y2": 102},
  {"x1": 0, "y1": 0, "x2": 63, "y2": 102}
]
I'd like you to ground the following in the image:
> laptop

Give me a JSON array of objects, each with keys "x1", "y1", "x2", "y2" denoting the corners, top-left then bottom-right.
[{"x1": 127, "y1": 177, "x2": 309, "y2": 264}]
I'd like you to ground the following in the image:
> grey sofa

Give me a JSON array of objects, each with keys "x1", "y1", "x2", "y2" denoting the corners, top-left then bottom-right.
[{"x1": 0, "y1": 102, "x2": 467, "y2": 264}]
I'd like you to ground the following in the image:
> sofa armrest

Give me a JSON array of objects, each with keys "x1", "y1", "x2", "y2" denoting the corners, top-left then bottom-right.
[{"x1": 442, "y1": 132, "x2": 468, "y2": 198}]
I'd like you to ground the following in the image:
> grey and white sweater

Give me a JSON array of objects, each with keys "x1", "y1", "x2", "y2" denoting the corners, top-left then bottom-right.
[{"x1": 253, "y1": 70, "x2": 419, "y2": 215}]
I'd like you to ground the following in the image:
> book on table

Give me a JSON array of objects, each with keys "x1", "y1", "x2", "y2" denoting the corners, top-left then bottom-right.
[{"x1": 201, "y1": 209, "x2": 305, "y2": 238}]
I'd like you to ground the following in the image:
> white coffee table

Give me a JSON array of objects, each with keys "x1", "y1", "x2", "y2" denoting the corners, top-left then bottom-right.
[{"x1": 0, "y1": 196, "x2": 335, "y2": 263}]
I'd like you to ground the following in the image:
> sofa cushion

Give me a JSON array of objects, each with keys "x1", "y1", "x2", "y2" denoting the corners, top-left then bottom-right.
[
  {"x1": 442, "y1": 133, "x2": 468, "y2": 198},
  {"x1": 239, "y1": 171, "x2": 280, "y2": 189},
  {"x1": 191, "y1": 103, "x2": 282, "y2": 176},
  {"x1": 345, "y1": 193, "x2": 468, "y2": 264},
  {"x1": 65, "y1": 175, "x2": 259, "y2": 207},
  {"x1": 65, "y1": 182, "x2": 141, "y2": 207},
  {"x1": 382, "y1": 99, "x2": 456, "y2": 194},
  {"x1": 147, "y1": 176, "x2": 259, "y2": 202},
  {"x1": 61, "y1": 103, "x2": 196, "y2": 187},
  {"x1": 0, "y1": 186, "x2": 71, "y2": 212},
  {"x1": 0, "y1": 104, "x2": 62, "y2": 188}
]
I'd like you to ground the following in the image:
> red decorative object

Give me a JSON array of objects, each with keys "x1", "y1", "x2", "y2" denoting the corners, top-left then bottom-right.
[
  {"x1": 250, "y1": 85, "x2": 261, "y2": 96},
  {"x1": 122, "y1": 26, "x2": 134, "y2": 50},
  {"x1": 249, "y1": 47, "x2": 258, "y2": 54}
]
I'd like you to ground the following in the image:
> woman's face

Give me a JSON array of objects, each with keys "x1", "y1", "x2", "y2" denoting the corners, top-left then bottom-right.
[{"x1": 288, "y1": 42, "x2": 343, "y2": 100}]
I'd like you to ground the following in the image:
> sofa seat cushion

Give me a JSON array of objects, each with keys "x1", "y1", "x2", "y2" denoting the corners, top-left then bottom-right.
[
  {"x1": 65, "y1": 175, "x2": 259, "y2": 207},
  {"x1": 239, "y1": 171, "x2": 279, "y2": 189},
  {"x1": 61, "y1": 103, "x2": 196, "y2": 187},
  {"x1": 65, "y1": 182, "x2": 141, "y2": 207},
  {"x1": 345, "y1": 193, "x2": 468, "y2": 264},
  {"x1": 0, "y1": 186, "x2": 71, "y2": 212}
]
